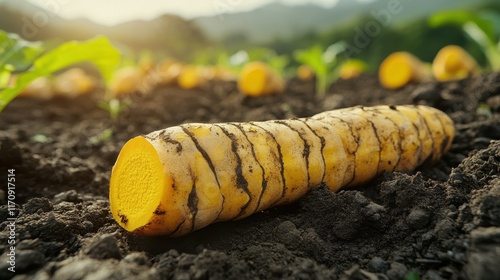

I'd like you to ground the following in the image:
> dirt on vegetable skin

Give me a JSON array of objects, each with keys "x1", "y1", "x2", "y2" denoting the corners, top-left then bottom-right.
[{"x1": 0, "y1": 73, "x2": 499, "y2": 279}]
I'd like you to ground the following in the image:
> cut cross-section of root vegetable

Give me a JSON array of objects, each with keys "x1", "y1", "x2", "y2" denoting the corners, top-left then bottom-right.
[
  {"x1": 110, "y1": 105, "x2": 455, "y2": 237},
  {"x1": 432, "y1": 45, "x2": 480, "y2": 82},
  {"x1": 379, "y1": 52, "x2": 431, "y2": 90}
]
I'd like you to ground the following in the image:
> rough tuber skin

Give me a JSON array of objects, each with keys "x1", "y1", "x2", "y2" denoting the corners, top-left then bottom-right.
[{"x1": 110, "y1": 105, "x2": 455, "y2": 237}]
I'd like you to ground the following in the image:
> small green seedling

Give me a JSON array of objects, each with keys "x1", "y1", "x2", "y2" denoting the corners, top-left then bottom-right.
[
  {"x1": 89, "y1": 128, "x2": 113, "y2": 144},
  {"x1": 97, "y1": 98, "x2": 131, "y2": 121},
  {"x1": 294, "y1": 42, "x2": 346, "y2": 96},
  {"x1": 476, "y1": 103, "x2": 493, "y2": 117},
  {"x1": 0, "y1": 31, "x2": 121, "y2": 112},
  {"x1": 31, "y1": 133, "x2": 49, "y2": 143},
  {"x1": 429, "y1": 10, "x2": 500, "y2": 70},
  {"x1": 404, "y1": 270, "x2": 421, "y2": 280}
]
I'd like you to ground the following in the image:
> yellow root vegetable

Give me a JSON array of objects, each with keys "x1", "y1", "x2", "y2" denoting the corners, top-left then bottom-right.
[
  {"x1": 339, "y1": 59, "x2": 368, "y2": 80},
  {"x1": 238, "y1": 61, "x2": 284, "y2": 96},
  {"x1": 178, "y1": 66, "x2": 207, "y2": 90},
  {"x1": 108, "y1": 67, "x2": 144, "y2": 97},
  {"x1": 297, "y1": 65, "x2": 314, "y2": 81},
  {"x1": 18, "y1": 77, "x2": 53, "y2": 99},
  {"x1": 379, "y1": 52, "x2": 431, "y2": 89},
  {"x1": 19, "y1": 68, "x2": 95, "y2": 99},
  {"x1": 53, "y1": 68, "x2": 95, "y2": 97},
  {"x1": 110, "y1": 105, "x2": 454, "y2": 237},
  {"x1": 432, "y1": 45, "x2": 479, "y2": 82},
  {"x1": 157, "y1": 60, "x2": 184, "y2": 86}
]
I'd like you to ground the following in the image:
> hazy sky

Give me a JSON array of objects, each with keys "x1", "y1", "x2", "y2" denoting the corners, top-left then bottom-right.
[{"x1": 26, "y1": 0, "x2": 346, "y2": 25}]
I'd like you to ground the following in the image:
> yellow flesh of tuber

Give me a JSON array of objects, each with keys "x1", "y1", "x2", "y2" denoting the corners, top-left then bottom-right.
[
  {"x1": 379, "y1": 52, "x2": 430, "y2": 90},
  {"x1": 432, "y1": 45, "x2": 479, "y2": 82}
]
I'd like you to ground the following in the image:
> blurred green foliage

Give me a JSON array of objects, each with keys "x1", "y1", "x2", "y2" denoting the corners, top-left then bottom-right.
[
  {"x1": 429, "y1": 9, "x2": 500, "y2": 70},
  {"x1": 0, "y1": 32, "x2": 120, "y2": 112},
  {"x1": 265, "y1": 4, "x2": 500, "y2": 73},
  {"x1": 294, "y1": 42, "x2": 346, "y2": 96}
]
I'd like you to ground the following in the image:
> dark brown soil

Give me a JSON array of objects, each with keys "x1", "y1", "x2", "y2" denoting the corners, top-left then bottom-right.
[{"x1": 1, "y1": 73, "x2": 499, "y2": 279}]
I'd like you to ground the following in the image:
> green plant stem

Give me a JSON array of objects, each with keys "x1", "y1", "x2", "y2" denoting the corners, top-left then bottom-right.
[
  {"x1": 316, "y1": 76, "x2": 327, "y2": 96},
  {"x1": 486, "y1": 44, "x2": 500, "y2": 71}
]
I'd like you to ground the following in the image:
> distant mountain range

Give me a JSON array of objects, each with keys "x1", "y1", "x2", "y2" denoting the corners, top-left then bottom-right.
[
  {"x1": 0, "y1": 0, "x2": 496, "y2": 56},
  {"x1": 193, "y1": 0, "x2": 495, "y2": 44},
  {"x1": 0, "y1": 0, "x2": 209, "y2": 58}
]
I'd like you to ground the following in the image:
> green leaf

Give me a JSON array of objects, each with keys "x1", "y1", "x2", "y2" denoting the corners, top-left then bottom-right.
[
  {"x1": 31, "y1": 35, "x2": 120, "y2": 82},
  {"x1": 294, "y1": 45, "x2": 327, "y2": 76},
  {"x1": 294, "y1": 43, "x2": 346, "y2": 96},
  {"x1": 428, "y1": 10, "x2": 496, "y2": 43},
  {"x1": 0, "y1": 31, "x2": 44, "y2": 72},
  {"x1": 323, "y1": 41, "x2": 347, "y2": 64},
  {"x1": 294, "y1": 45, "x2": 328, "y2": 95},
  {"x1": 0, "y1": 68, "x2": 11, "y2": 88},
  {"x1": 463, "y1": 22, "x2": 500, "y2": 70},
  {"x1": 479, "y1": 10, "x2": 500, "y2": 38},
  {"x1": 429, "y1": 10, "x2": 500, "y2": 70},
  {"x1": 0, "y1": 35, "x2": 121, "y2": 112}
]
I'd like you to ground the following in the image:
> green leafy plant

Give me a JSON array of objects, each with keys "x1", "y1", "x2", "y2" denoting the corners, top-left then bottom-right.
[
  {"x1": 294, "y1": 42, "x2": 346, "y2": 96},
  {"x1": 0, "y1": 31, "x2": 121, "y2": 112},
  {"x1": 0, "y1": 32, "x2": 43, "y2": 88},
  {"x1": 429, "y1": 10, "x2": 500, "y2": 70}
]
